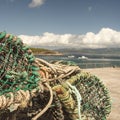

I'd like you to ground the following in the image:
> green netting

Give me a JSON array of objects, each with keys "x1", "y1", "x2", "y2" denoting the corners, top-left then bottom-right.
[
  {"x1": 0, "y1": 31, "x2": 40, "y2": 95},
  {"x1": 67, "y1": 72, "x2": 111, "y2": 120}
]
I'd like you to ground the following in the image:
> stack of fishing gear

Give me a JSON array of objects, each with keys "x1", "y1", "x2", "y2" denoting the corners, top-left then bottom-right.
[{"x1": 0, "y1": 31, "x2": 111, "y2": 120}]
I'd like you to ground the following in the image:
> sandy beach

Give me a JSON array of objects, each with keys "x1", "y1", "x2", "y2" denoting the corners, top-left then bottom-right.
[{"x1": 83, "y1": 67, "x2": 120, "y2": 120}]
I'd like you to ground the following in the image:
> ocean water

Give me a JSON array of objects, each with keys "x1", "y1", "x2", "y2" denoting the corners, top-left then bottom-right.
[{"x1": 35, "y1": 55, "x2": 120, "y2": 69}]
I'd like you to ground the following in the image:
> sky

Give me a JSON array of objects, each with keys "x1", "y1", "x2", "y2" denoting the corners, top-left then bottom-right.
[{"x1": 1, "y1": 0, "x2": 120, "y2": 49}]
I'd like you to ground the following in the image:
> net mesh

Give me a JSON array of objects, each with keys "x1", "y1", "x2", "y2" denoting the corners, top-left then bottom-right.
[
  {"x1": 0, "y1": 31, "x2": 40, "y2": 95},
  {"x1": 66, "y1": 72, "x2": 111, "y2": 120}
]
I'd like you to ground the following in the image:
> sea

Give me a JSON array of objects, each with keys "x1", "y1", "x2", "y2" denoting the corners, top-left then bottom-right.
[{"x1": 35, "y1": 54, "x2": 120, "y2": 69}]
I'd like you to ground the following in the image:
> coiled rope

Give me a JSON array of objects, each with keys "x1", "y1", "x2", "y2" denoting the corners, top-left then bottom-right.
[{"x1": 31, "y1": 83, "x2": 53, "y2": 120}]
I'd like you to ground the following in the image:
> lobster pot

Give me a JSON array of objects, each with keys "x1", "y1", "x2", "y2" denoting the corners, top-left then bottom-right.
[
  {"x1": 0, "y1": 32, "x2": 41, "y2": 119},
  {"x1": 64, "y1": 72, "x2": 111, "y2": 120}
]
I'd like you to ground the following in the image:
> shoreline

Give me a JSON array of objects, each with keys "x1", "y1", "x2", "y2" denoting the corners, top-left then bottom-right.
[{"x1": 34, "y1": 53, "x2": 63, "y2": 56}]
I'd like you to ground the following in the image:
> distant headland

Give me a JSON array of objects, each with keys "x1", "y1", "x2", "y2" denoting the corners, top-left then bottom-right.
[{"x1": 30, "y1": 48, "x2": 62, "y2": 55}]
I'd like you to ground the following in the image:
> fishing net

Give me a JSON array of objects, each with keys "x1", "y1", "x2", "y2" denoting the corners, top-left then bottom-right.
[
  {"x1": 0, "y1": 31, "x2": 43, "y2": 119},
  {"x1": 0, "y1": 31, "x2": 40, "y2": 94},
  {"x1": 65, "y1": 72, "x2": 111, "y2": 120},
  {"x1": 0, "y1": 31, "x2": 111, "y2": 120}
]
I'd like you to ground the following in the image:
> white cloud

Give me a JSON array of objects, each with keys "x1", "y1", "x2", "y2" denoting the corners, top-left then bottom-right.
[
  {"x1": 28, "y1": 0, "x2": 45, "y2": 8},
  {"x1": 82, "y1": 28, "x2": 120, "y2": 48},
  {"x1": 19, "y1": 32, "x2": 72, "y2": 48},
  {"x1": 19, "y1": 28, "x2": 120, "y2": 49}
]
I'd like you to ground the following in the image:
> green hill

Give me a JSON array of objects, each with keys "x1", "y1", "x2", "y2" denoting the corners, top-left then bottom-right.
[{"x1": 30, "y1": 48, "x2": 62, "y2": 55}]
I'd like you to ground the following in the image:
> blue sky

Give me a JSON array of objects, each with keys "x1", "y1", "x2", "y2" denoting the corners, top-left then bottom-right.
[{"x1": 0, "y1": 0, "x2": 120, "y2": 35}]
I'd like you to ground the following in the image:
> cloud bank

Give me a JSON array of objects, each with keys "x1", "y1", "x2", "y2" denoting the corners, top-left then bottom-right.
[
  {"x1": 28, "y1": 0, "x2": 45, "y2": 8},
  {"x1": 19, "y1": 28, "x2": 120, "y2": 49}
]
